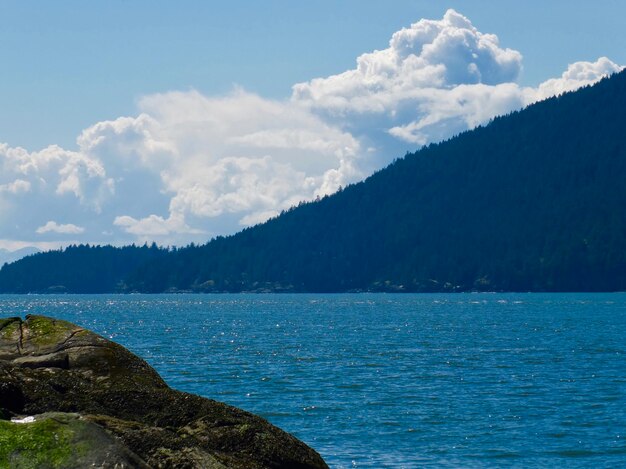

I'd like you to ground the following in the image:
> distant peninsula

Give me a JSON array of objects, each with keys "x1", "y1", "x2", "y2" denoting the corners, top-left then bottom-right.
[{"x1": 1, "y1": 70, "x2": 626, "y2": 293}]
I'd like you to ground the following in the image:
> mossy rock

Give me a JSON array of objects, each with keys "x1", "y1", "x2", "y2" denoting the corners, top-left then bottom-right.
[
  {"x1": 0, "y1": 413, "x2": 146, "y2": 469},
  {"x1": 0, "y1": 318, "x2": 21, "y2": 344},
  {"x1": 0, "y1": 315, "x2": 327, "y2": 469}
]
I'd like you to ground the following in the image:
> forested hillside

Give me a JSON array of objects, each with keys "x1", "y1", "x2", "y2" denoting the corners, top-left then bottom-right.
[
  {"x1": 0, "y1": 244, "x2": 168, "y2": 293},
  {"x1": 2, "y1": 70, "x2": 626, "y2": 293}
]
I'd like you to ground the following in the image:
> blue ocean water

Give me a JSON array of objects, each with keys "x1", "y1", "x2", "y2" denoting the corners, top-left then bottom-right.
[{"x1": 1, "y1": 293, "x2": 625, "y2": 468}]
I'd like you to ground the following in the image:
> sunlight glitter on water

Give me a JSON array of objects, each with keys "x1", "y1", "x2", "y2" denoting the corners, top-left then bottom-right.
[{"x1": 1, "y1": 293, "x2": 626, "y2": 468}]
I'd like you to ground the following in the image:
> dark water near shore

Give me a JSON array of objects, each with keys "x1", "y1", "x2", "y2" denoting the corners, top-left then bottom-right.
[{"x1": 1, "y1": 293, "x2": 625, "y2": 468}]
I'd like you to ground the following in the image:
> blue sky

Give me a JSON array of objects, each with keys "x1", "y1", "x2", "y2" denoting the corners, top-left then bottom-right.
[
  {"x1": 0, "y1": 1, "x2": 624, "y2": 251},
  {"x1": 2, "y1": 0, "x2": 625, "y2": 149}
]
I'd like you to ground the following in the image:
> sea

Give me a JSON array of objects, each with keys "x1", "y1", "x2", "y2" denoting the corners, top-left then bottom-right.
[{"x1": 1, "y1": 293, "x2": 625, "y2": 468}]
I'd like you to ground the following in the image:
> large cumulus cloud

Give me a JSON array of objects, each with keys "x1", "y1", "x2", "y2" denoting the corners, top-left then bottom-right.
[
  {"x1": 292, "y1": 9, "x2": 621, "y2": 148},
  {"x1": 292, "y1": 9, "x2": 523, "y2": 112},
  {"x1": 0, "y1": 9, "x2": 622, "y2": 250}
]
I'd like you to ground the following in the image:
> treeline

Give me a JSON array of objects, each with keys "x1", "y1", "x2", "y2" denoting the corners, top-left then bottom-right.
[
  {"x1": 0, "y1": 244, "x2": 169, "y2": 293},
  {"x1": 2, "y1": 70, "x2": 626, "y2": 293}
]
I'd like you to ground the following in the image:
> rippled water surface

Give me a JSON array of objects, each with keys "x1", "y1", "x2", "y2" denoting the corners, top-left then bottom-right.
[{"x1": 1, "y1": 293, "x2": 625, "y2": 468}]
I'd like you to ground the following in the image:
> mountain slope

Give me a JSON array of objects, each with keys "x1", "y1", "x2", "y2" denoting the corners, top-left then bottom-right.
[{"x1": 2, "y1": 70, "x2": 626, "y2": 293}]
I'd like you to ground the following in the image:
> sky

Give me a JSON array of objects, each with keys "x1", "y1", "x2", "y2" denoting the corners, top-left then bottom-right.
[{"x1": 0, "y1": 1, "x2": 624, "y2": 251}]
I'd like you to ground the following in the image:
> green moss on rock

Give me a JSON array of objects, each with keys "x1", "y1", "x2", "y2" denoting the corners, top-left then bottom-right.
[
  {"x1": 0, "y1": 418, "x2": 73, "y2": 469},
  {"x1": 23, "y1": 316, "x2": 78, "y2": 348},
  {"x1": 0, "y1": 318, "x2": 20, "y2": 343},
  {"x1": 0, "y1": 413, "x2": 148, "y2": 469}
]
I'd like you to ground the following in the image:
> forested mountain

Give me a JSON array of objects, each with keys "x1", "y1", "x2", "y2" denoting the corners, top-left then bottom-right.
[{"x1": 2, "y1": 70, "x2": 626, "y2": 293}]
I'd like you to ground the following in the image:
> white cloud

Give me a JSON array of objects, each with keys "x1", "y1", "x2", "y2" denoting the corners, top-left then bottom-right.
[
  {"x1": 0, "y1": 9, "x2": 622, "y2": 247},
  {"x1": 0, "y1": 179, "x2": 31, "y2": 194},
  {"x1": 528, "y1": 57, "x2": 623, "y2": 102},
  {"x1": 36, "y1": 221, "x2": 85, "y2": 235},
  {"x1": 0, "y1": 143, "x2": 114, "y2": 211},
  {"x1": 292, "y1": 9, "x2": 522, "y2": 113},
  {"x1": 130, "y1": 89, "x2": 361, "y2": 227},
  {"x1": 113, "y1": 212, "x2": 203, "y2": 242}
]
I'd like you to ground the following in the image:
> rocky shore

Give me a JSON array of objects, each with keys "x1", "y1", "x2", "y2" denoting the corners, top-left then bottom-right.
[{"x1": 0, "y1": 315, "x2": 328, "y2": 468}]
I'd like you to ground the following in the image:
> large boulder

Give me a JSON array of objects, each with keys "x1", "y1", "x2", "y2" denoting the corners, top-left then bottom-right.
[{"x1": 0, "y1": 315, "x2": 328, "y2": 469}]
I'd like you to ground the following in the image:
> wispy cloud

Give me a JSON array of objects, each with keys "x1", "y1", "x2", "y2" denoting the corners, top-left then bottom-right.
[{"x1": 36, "y1": 221, "x2": 85, "y2": 235}]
